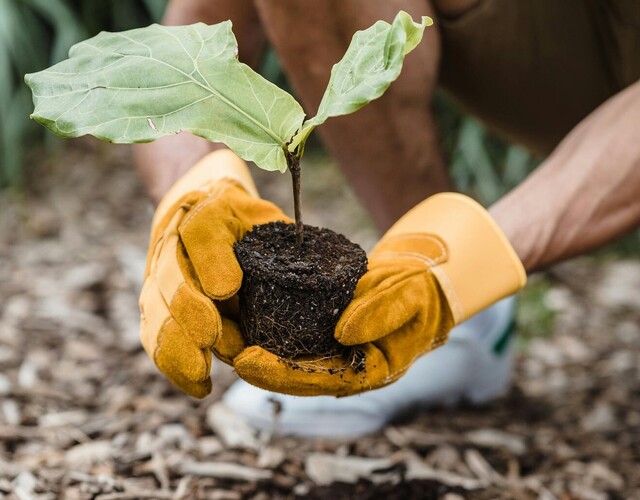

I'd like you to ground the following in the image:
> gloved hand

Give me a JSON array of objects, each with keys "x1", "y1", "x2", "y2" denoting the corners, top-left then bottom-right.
[
  {"x1": 139, "y1": 149, "x2": 289, "y2": 398},
  {"x1": 234, "y1": 193, "x2": 527, "y2": 396}
]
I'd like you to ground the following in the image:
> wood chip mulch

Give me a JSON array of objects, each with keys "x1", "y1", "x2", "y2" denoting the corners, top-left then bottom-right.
[{"x1": 1, "y1": 143, "x2": 638, "y2": 499}]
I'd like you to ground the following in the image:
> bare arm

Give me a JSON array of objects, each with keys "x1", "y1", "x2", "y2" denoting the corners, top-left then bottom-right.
[
  {"x1": 490, "y1": 80, "x2": 640, "y2": 273},
  {"x1": 133, "y1": 0, "x2": 266, "y2": 204}
]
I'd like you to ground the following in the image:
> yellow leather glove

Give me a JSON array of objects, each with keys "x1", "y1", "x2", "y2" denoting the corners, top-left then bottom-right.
[
  {"x1": 234, "y1": 193, "x2": 527, "y2": 396},
  {"x1": 139, "y1": 149, "x2": 289, "y2": 398}
]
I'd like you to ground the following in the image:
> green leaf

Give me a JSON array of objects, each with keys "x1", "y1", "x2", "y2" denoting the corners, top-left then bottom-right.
[
  {"x1": 23, "y1": 0, "x2": 87, "y2": 63},
  {"x1": 141, "y1": 0, "x2": 168, "y2": 23},
  {"x1": 25, "y1": 22, "x2": 305, "y2": 172},
  {"x1": 457, "y1": 120, "x2": 502, "y2": 205},
  {"x1": 289, "y1": 11, "x2": 431, "y2": 153}
]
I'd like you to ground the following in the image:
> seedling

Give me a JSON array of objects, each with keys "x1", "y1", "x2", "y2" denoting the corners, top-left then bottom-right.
[
  {"x1": 25, "y1": 12, "x2": 432, "y2": 362},
  {"x1": 26, "y1": 11, "x2": 431, "y2": 244}
]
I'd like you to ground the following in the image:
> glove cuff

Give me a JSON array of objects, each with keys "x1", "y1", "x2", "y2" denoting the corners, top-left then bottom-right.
[
  {"x1": 154, "y1": 149, "x2": 258, "y2": 227},
  {"x1": 383, "y1": 193, "x2": 526, "y2": 323}
]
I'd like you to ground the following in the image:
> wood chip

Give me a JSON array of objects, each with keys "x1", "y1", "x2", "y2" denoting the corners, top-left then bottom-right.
[
  {"x1": 173, "y1": 461, "x2": 272, "y2": 481},
  {"x1": 2, "y1": 400, "x2": 21, "y2": 426},
  {"x1": 96, "y1": 491, "x2": 174, "y2": 500},
  {"x1": 12, "y1": 471, "x2": 37, "y2": 498},
  {"x1": 65, "y1": 441, "x2": 112, "y2": 469},
  {"x1": 581, "y1": 403, "x2": 616, "y2": 432},
  {"x1": 206, "y1": 403, "x2": 260, "y2": 451},
  {"x1": 0, "y1": 374, "x2": 11, "y2": 395},
  {"x1": 305, "y1": 453, "x2": 397, "y2": 486},
  {"x1": 1, "y1": 142, "x2": 639, "y2": 499},
  {"x1": 208, "y1": 490, "x2": 242, "y2": 500},
  {"x1": 384, "y1": 427, "x2": 452, "y2": 448},
  {"x1": 38, "y1": 410, "x2": 88, "y2": 428},
  {"x1": 404, "y1": 457, "x2": 486, "y2": 490},
  {"x1": 256, "y1": 446, "x2": 286, "y2": 469},
  {"x1": 198, "y1": 436, "x2": 224, "y2": 456},
  {"x1": 464, "y1": 429, "x2": 527, "y2": 455},
  {"x1": 151, "y1": 452, "x2": 170, "y2": 491},
  {"x1": 464, "y1": 449, "x2": 503, "y2": 484}
]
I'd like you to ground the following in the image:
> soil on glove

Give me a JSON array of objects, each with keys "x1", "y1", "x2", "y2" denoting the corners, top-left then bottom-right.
[{"x1": 234, "y1": 221, "x2": 368, "y2": 360}]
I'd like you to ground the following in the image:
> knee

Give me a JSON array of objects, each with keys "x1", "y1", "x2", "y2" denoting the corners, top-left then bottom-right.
[{"x1": 432, "y1": 0, "x2": 480, "y2": 19}]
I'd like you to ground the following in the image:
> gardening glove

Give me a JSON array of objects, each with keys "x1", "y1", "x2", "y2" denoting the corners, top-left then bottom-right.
[
  {"x1": 233, "y1": 193, "x2": 526, "y2": 396},
  {"x1": 139, "y1": 149, "x2": 289, "y2": 398}
]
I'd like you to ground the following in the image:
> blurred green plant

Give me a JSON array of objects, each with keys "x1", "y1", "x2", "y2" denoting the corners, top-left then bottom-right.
[
  {"x1": 514, "y1": 276, "x2": 556, "y2": 348},
  {"x1": 433, "y1": 91, "x2": 543, "y2": 206},
  {"x1": 0, "y1": 0, "x2": 167, "y2": 187}
]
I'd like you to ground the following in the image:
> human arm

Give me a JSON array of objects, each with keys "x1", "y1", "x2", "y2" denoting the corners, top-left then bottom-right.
[
  {"x1": 490, "y1": 80, "x2": 640, "y2": 273},
  {"x1": 133, "y1": 0, "x2": 266, "y2": 204}
]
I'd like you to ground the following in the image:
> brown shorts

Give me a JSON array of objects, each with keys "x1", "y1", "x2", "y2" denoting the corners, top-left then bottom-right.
[{"x1": 439, "y1": 0, "x2": 640, "y2": 155}]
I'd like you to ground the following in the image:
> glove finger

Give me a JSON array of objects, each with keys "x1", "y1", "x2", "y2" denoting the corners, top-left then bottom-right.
[
  {"x1": 169, "y1": 266, "x2": 222, "y2": 349},
  {"x1": 150, "y1": 253, "x2": 217, "y2": 398},
  {"x1": 179, "y1": 197, "x2": 242, "y2": 300},
  {"x1": 157, "y1": 239, "x2": 245, "y2": 368},
  {"x1": 140, "y1": 208, "x2": 191, "y2": 358},
  {"x1": 139, "y1": 270, "x2": 171, "y2": 361},
  {"x1": 179, "y1": 183, "x2": 290, "y2": 300},
  {"x1": 336, "y1": 263, "x2": 429, "y2": 345},
  {"x1": 155, "y1": 318, "x2": 213, "y2": 398},
  {"x1": 213, "y1": 317, "x2": 247, "y2": 364},
  {"x1": 371, "y1": 316, "x2": 450, "y2": 383},
  {"x1": 155, "y1": 215, "x2": 222, "y2": 349},
  {"x1": 233, "y1": 344, "x2": 390, "y2": 397},
  {"x1": 227, "y1": 183, "x2": 293, "y2": 226},
  {"x1": 148, "y1": 206, "x2": 223, "y2": 397}
]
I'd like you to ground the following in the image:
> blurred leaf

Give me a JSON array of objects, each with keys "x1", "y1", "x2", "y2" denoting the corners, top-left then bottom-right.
[
  {"x1": 259, "y1": 47, "x2": 285, "y2": 86},
  {"x1": 0, "y1": 0, "x2": 48, "y2": 185},
  {"x1": 23, "y1": 0, "x2": 87, "y2": 63},
  {"x1": 516, "y1": 277, "x2": 556, "y2": 347},
  {"x1": 5, "y1": 90, "x2": 35, "y2": 184},
  {"x1": 0, "y1": 0, "x2": 168, "y2": 187},
  {"x1": 112, "y1": 0, "x2": 148, "y2": 31},
  {"x1": 0, "y1": 1, "x2": 43, "y2": 71},
  {"x1": 141, "y1": 0, "x2": 167, "y2": 22},
  {"x1": 457, "y1": 120, "x2": 502, "y2": 204},
  {"x1": 504, "y1": 145, "x2": 538, "y2": 189}
]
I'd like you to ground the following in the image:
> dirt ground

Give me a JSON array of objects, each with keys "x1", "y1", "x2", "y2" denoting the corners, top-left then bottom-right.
[{"x1": 1, "y1": 141, "x2": 639, "y2": 499}]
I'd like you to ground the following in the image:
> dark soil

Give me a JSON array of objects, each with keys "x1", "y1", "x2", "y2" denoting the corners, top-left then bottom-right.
[
  {"x1": 302, "y1": 479, "x2": 463, "y2": 499},
  {"x1": 234, "y1": 221, "x2": 368, "y2": 359}
]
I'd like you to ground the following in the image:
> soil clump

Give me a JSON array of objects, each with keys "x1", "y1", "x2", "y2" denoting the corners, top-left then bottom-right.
[{"x1": 234, "y1": 221, "x2": 367, "y2": 359}]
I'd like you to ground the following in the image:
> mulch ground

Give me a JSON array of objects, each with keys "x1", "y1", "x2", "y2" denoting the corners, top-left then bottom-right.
[{"x1": 1, "y1": 141, "x2": 638, "y2": 499}]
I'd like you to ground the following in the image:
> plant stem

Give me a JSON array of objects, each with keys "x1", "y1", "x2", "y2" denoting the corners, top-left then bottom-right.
[{"x1": 286, "y1": 150, "x2": 304, "y2": 245}]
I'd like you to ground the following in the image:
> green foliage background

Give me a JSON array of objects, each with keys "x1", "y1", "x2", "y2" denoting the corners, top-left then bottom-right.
[{"x1": 0, "y1": 0, "x2": 167, "y2": 187}]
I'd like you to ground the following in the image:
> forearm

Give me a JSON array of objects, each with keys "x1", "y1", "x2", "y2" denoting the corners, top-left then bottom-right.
[
  {"x1": 134, "y1": 0, "x2": 266, "y2": 204},
  {"x1": 490, "y1": 80, "x2": 640, "y2": 273}
]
